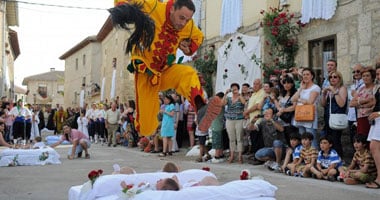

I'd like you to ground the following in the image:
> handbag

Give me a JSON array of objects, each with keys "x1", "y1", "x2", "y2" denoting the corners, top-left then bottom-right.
[
  {"x1": 295, "y1": 104, "x2": 315, "y2": 122},
  {"x1": 328, "y1": 94, "x2": 348, "y2": 130},
  {"x1": 279, "y1": 96, "x2": 294, "y2": 123}
]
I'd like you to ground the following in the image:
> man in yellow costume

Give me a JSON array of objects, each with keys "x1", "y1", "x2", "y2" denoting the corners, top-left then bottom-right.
[{"x1": 110, "y1": 0, "x2": 222, "y2": 136}]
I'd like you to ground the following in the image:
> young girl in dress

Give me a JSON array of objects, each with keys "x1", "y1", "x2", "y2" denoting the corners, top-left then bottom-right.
[{"x1": 77, "y1": 109, "x2": 89, "y2": 138}]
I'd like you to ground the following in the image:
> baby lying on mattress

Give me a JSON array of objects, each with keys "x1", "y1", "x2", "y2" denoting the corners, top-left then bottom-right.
[{"x1": 70, "y1": 162, "x2": 277, "y2": 200}]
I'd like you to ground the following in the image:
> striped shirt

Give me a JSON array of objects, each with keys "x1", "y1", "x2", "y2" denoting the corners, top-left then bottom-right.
[
  {"x1": 292, "y1": 144, "x2": 303, "y2": 160},
  {"x1": 317, "y1": 149, "x2": 342, "y2": 169},
  {"x1": 300, "y1": 146, "x2": 318, "y2": 165},
  {"x1": 352, "y1": 149, "x2": 377, "y2": 176}
]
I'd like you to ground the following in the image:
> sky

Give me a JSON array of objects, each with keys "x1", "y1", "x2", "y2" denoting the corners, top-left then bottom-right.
[{"x1": 13, "y1": 0, "x2": 113, "y2": 86}]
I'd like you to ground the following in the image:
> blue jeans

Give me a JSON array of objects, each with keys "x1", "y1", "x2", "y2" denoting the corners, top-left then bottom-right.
[{"x1": 255, "y1": 140, "x2": 285, "y2": 161}]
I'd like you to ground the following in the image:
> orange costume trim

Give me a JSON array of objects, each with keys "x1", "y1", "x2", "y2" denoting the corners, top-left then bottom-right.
[{"x1": 113, "y1": 0, "x2": 205, "y2": 136}]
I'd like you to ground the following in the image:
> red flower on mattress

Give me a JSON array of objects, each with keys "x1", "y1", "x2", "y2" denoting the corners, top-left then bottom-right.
[
  {"x1": 202, "y1": 166, "x2": 210, "y2": 171},
  {"x1": 88, "y1": 169, "x2": 103, "y2": 187},
  {"x1": 240, "y1": 169, "x2": 251, "y2": 180}
]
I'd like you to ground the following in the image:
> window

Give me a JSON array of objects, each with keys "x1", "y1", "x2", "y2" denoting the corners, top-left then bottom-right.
[
  {"x1": 75, "y1": 58, "x2": 78, "y2": 70},
  {"x1": 308, "y1": 36, "x2": 336, "y2": 86},
  {"x1": 83, "y1": 54, "x2": 86, "y2": 66},
  {"x1": 57, "y1": 84, "x2": 64, "y2": 92},
  {"x1": 38, "y1": 84, "x2": 47, "y2": 98}
]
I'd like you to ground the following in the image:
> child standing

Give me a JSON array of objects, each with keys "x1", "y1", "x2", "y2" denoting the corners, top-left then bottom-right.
[
  {"x1": 292, "y1": 132, "x2": 318, "y2": 177},
  {"x1": 159, "y1": 95, "x2": 175, "y2": 157},
  {"x1": 282, "y1": 133, "x2": 302, "y2": 175},
  {"x1": 77, "y1": 109, "x2": 89, "y2": 138},
  {"x1": 338, "y1": 134, "x2": 377, "y2": 185},
  {"x1": 310, "y1": 136, "x2": 342, "y2": 181}
]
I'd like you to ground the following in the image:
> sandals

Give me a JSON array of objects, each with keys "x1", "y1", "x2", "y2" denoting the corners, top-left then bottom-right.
[
  {"x1": 366, "y1": 180, "x2": 380, "y2": 189},
  {"x1": 85, "y1": 154, "x2": 90, "y2": 159}
]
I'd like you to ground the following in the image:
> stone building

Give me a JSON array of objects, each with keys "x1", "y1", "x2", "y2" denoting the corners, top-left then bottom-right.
[
  {"x1": 60, "y1": 0, "x2": 379, "y2": 108},
  {"x1": 197, "y1": 0, "x2": 379, "y2": 86},
  {"x1": 59, "y1": 36, "x2": 102, "y2": 108},
  {"x1": 22, "y1": 68, "x2": 64, "y2": 106},
  {"x1": 60, "y1": 17, "x2": 135, "y2": 109},
  {"x1": 0, "y1": 1, "x2": 20, "y2": 101}
]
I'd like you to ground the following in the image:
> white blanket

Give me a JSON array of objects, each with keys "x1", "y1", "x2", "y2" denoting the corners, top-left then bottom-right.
[
  {"x1": 0, "y1": 146, "x2": 61, "y2": 167},
  {"x1": 68, "y1": 170, "x2": 277, "y2": 200}
]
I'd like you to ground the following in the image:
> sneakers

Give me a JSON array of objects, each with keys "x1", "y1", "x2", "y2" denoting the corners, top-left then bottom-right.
[
  {"x1": 337, "y1": 172, "x2": 345, "y2": 182},
  {"x1": 268, "y1": 162, "x2": 281, "y2": 173},
  {"x1": 203, "y1": 154, "x2": 212, "y2": 162},
  {"x1": 210, "y1": 157, "x2": 225, "y2": 163},
  {"x1": 197, "y1": 96, "x2": 222, "y2": 132},
  {"x1": 264, "y1": 160, "x2": 275, "y2": 168}
]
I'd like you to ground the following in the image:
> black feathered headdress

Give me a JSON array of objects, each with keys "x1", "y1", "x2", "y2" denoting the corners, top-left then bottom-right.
[{"x1": 108, "y1": 3, "x2": 155, "y2": 54}]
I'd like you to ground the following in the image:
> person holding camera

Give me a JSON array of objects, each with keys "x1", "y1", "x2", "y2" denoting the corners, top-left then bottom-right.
[{"x1": 250, "y1": 108, "x2": 285, "y2": 172}]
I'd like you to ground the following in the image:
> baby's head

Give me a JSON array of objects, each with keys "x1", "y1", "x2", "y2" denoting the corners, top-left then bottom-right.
[
  {"x1": 34, "y1": 136, "x2": 42, "y2": 143},
  {"x1": 156, "y1": 177, "x2": 180, "y2": 191},
  {"x1": 162, "y1": 162, "x2": 180, "y2": 173},
  {"x1": 112, "y1": 164, "x2": 136, "y2": 175}
]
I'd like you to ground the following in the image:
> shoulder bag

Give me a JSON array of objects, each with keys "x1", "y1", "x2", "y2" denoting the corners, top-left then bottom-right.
[
  {"x1": 279, "y1": 96, "x2": 294, "y2": 123},
  {"x1": 294, "y1": 89, "x2": 315, "y2": 122},
  {"x1": 328, "y1": 94, "x2": 348, "y2": 130}
]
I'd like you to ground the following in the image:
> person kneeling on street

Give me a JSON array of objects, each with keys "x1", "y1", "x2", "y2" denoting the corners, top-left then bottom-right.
[
  {"x1": 50, "y1": 124, "x2": 91, "y2": 159},
  {"x1": 249, "y1": 108, "x2": 285, "y2": 172}
]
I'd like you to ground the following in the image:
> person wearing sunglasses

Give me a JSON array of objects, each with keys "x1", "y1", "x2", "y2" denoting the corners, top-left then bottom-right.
[{"x1": 321, "y1": 71, "x2": 347, "y2": 157}]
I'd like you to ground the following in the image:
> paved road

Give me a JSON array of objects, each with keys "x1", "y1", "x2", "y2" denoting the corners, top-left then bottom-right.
[{"x1": 0, "y1": 144, "x2": 379, "y2": 200}]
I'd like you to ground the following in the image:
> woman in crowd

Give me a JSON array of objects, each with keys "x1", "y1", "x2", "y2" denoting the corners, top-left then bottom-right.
[
  {"x1": 349, "y1": 67, "x2": 376, "y2": 136},
  {"x1": 275, "y1": 75, "x2": 298, "y2": 146},
  {"x1": 366, "y1": 64, "x2": 380, "y2": 189},
  {"x1": 291, "y1": 68, "x2": 321, "y2": 148},
  {"x1": 184, "y1": 99, "x2": 196, "y2": 148},
  {"x1": 321, "y1": 71, "x2": 347, "y2": 157},
  {"x1": 258, "y1": 82, "x2": 276, "y2": 113},
  {"x1": 10, "y1": 100, "x2": 32, "y2": 141},
  {"x1": 0, "y1": 121, "x2": 12, "y2": 148},
  {"x1": 224, "y1": 83, "x2": 246, "y2": 164}
]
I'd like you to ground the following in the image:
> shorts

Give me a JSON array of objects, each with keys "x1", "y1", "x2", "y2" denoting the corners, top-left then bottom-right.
[
  {"x1": 198, "y1": 135, "x2": 207, "y2": 145},
  {"x1": 255, "y1": 147, "x2": 286, "y2": 161},
  {"x1": 348, "y1": 171, "x2": 376, "y2": 183},
  {"x1": 68, "y1": 139, "x2": 91, "y2": 155}
]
